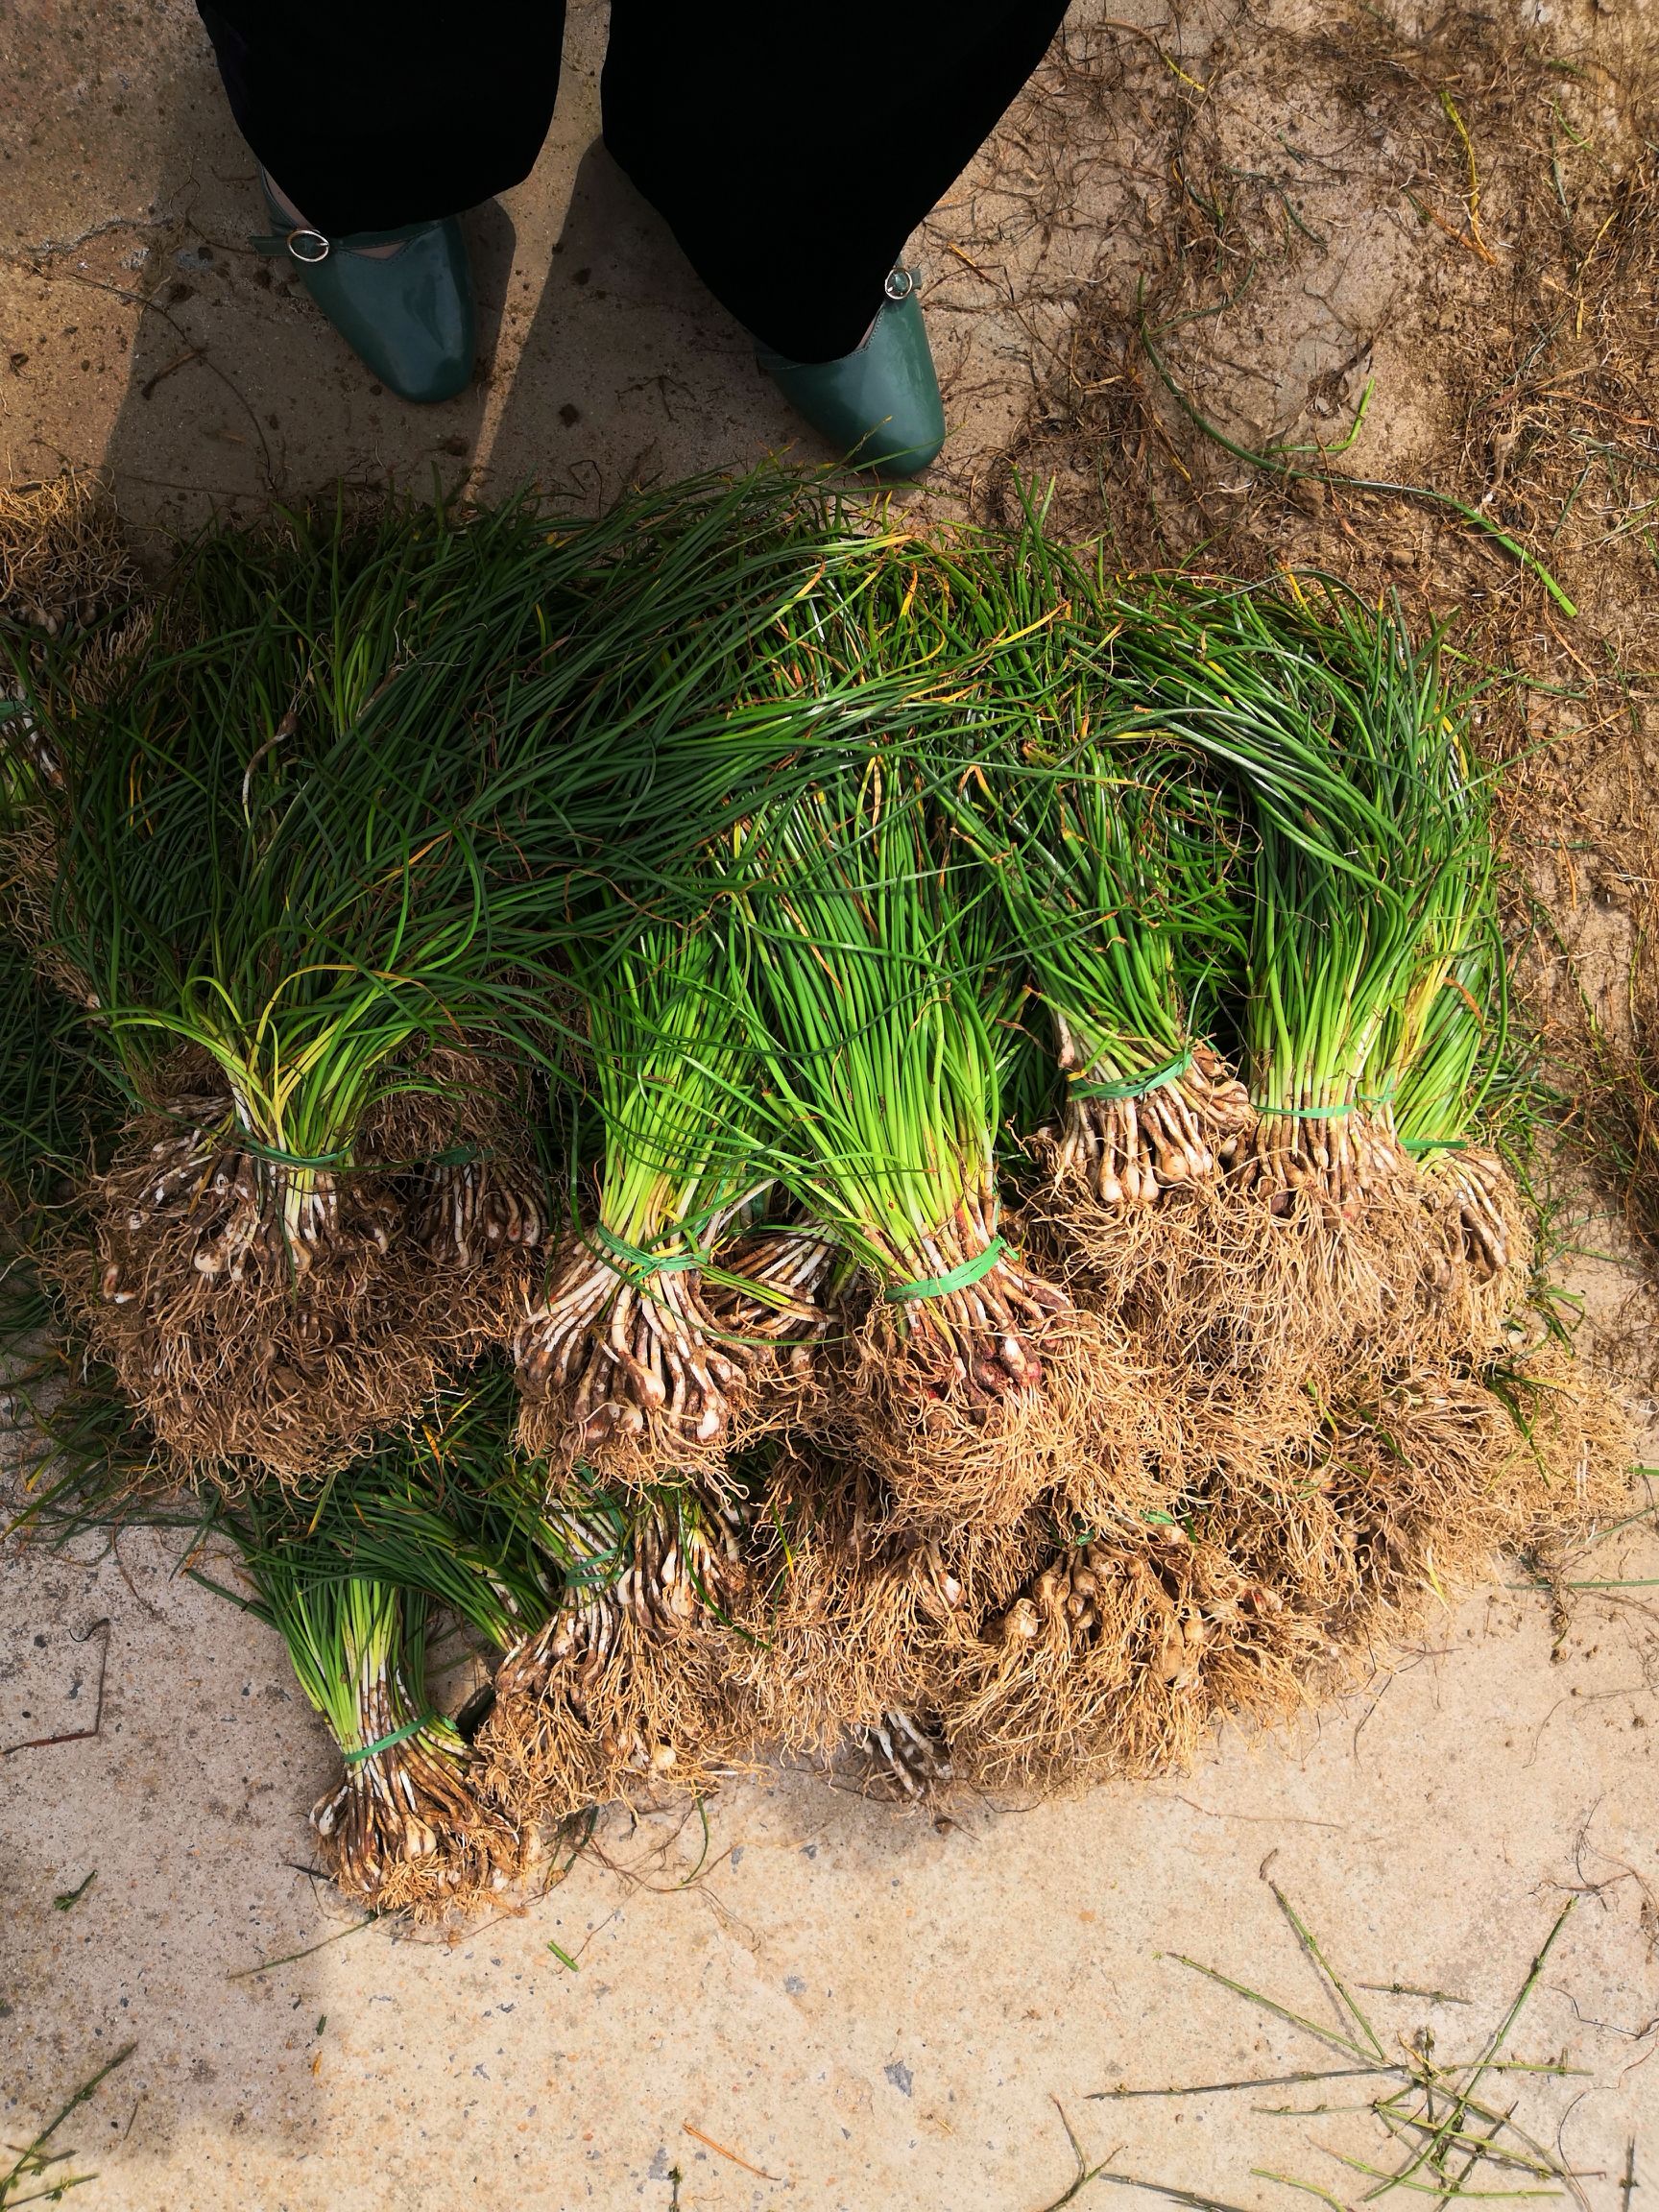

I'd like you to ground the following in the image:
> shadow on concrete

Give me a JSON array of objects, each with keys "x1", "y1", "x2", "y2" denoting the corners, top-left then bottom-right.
[
  {"x1": 478, "y1": 136, "x2": 810, "y2": 509},
  {"x1": 84, "y1": 0, "x2": 819, "y2": 555},
  {"x1": 97, "y1": 84, "x2": 810, "y2": 552},
  {"x1": 96, "y1": 24, "x2": 514, "y2": 550}
]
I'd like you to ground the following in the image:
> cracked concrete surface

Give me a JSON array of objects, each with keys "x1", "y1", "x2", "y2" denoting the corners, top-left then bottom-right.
[{"x1": 4, "y1": 3, "x2": 1659, "y2": 2207}]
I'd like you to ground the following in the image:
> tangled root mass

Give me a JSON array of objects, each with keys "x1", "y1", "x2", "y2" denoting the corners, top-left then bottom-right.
[
  {"x1": 64, "y1": 1070, "x2": 542, "y2": 1481},
  {"x1": 513, "y1": 1227, "x2": 831, "y2": 1474}
]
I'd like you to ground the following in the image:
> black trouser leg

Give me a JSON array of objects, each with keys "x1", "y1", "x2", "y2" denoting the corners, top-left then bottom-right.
[
  {"x1": 194, "y1": 0, "x2": 565, "y2": 235},
  {"x1": 193, "y1": 0, "x2": 1070, "y2": 355},
  {"x1": 602, "y1": 0, "x2": 1071, "y2": 361}
]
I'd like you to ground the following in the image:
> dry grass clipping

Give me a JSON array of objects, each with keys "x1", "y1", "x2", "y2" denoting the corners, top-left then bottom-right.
[{"x1": 0, "y1": 476, "x2": 134, "y2": 634}]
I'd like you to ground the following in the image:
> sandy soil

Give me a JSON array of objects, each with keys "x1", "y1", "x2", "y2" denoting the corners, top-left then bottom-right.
[{"x1": 5, "y1": 1, "x2": 1659, "y2": 2206}]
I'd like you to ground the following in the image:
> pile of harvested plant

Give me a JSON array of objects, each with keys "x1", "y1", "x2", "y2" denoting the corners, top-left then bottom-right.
[{"x1": 1, "y1": 469, "x2": 1631, "y2": 1912}]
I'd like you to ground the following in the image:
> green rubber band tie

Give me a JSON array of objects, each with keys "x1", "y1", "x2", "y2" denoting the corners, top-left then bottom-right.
[
  {"x1": 1070, "y1": 1046, "x2": 1197, "y2": 1103},
  {"x1": 593, "y1": 1225, "x2": 706, "y2": 1282},
  {"x1": 1253, "y1": 1101, "x2": 1354, "y2": 1121},
  {"x1": 343, "y1": 1711, "x2": 433, "y2": 1764},
  {"x1": 164, "y1": 1108, "x2": 481, "y2": 1181},
  {"x1": 232, "y1": 1132, "x2": 355, "y2": 1171},
  {"x1": 235, "y1": 1137, "x2": 483, "y2": 1179},
  {"x1": 885, "y1": 1234, "x2": 1007, "y2": 1303}
]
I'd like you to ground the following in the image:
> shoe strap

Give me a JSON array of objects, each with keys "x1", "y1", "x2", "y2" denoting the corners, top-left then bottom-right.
[
  {"x1": 250, "y1": 216, "x2": 438, "y2": 264},
  {"x1": 252, "y1": 226, "x2": 330, "y2": 264}
]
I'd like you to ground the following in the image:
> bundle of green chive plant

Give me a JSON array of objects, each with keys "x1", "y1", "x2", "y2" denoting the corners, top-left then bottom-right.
[
  {"x1": 2, "y1": 499, "x2": 582, "y2": 1478},
  {"x1": 2, "y1": 471, "x2": 890, "y2": 1482},
  {"x1": 1071, "y1": 575, "x2": 1521, "y2": 1388},
  {"x1": 1386, "y1": 929, "x2": 1532, "y2": 1352},
  {"x1": 903, "y1": 558, "x2": 1619, "y2": 1792},
  {"x1": 512, "y1": 910, "x2": 829, "y2": 1479},
  {"x1": 232, "y1": 1539, "x2": 529, "y2": 1915},
  {"x1": 707, "y1": 535, "x2": 1174, "y2": 1526},
  {"x1": 717, "y1": 782, "x2": 1174, "y2": 1759},
  {"x1": 922, "y1": 507, "x2": 1254, "y2": 1238},
  {"x1": 478, "y1": 1444, "x2": 763, "y2": 1819},
  {"x1": 723, "y1": 754, "x2": 1096, "y2": 1523},
  {"x1": 75, "y1": 1363, "x2": 553, "y2": 1913},
  {"x1": 943, "y1": 723, "x2": 1252, "y2": 1265}
]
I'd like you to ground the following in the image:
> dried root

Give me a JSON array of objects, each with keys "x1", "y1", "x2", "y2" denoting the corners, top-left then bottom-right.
[
  {"x1": 839, "y1": 1709, "x2": 954, "y2": 1800},
  {"x1": 60, "y1": 1076, "x2": 538, "y2": 1482},
  {"x1": 841, "y1": 1305, "x2": 1147, "y2": 1532},
  {"x1": 733, "y1": 1447, "x2": 1042, "y2": 1755},
  {"x1": 704, "y1": 1225, "x2": 836, "y2": 1380},
  {"x1": 1046, "y1": 1037, "x2": 1254, "y2": 1205},
  {"x1": 902, "y1": 1332, "x2": 1632, "y2": 1799},
  {"x1": 1301, "y1": 1353, "x2": 1632, "y2": 1636},
  {"x1": 0, "y1": 475, "x2": 135, "y2": 634},
  {"x1": 1411, "y1": 1146, "x2": 1533, "y2": 1358},
  {"x1": 312, "y1": 1702, "x2": 528, "y2": 1920},
  {"x1": 1172, "y1": 1111, "x2": 1440, "y2": 1373},
  {"x1": 325, "y1": 1323, "x2": 1628, "y2": 1876},
  {"x1": 411, "y1": 1156, "x2": 544, "y2": 1267},
  {"x1": 1086, "y1": 1171, "x2": 1434, "y2": 1385},
  {"x1": 479, "y1": 1481, "x2": 755, "y2": 1820},
  {"x1": 946, "y1": 1523, "x2": 1311, "y2": 1792},
  {"x1": 1041, "y1": 1112, "x2": 1534, "y2": 1396},
  {"x1": 825, "y1": 1201, "x2": 1099, "y2": 1527},
  {"x1": 513, "y1": 1224, "x2": 827, "y2": 1473}
]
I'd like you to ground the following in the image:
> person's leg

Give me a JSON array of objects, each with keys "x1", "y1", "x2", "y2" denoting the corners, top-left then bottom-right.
[
  {"x1": 194, "y1": 0, "x2": 566, "y2": 400},
  {"x1": 196, "y1": 0, "x2": 566, "y2": 235},
  {"x1": 601, "y1": 0, "x2": 1070, "y2": 366}
]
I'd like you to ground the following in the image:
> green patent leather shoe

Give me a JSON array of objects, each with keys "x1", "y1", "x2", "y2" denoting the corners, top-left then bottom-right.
[
  {"x1": 252, "y1": 175, "x2": 474, "y2": 405},
  {"x1": 757, "y1": 270, "x2": 946, "y2": 481}
]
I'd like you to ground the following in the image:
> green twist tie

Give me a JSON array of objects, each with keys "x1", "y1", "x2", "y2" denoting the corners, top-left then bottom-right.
[
  {"x1": 233, "y1": 1132, "x2": 355, "y2": 1171},
  {"x1": 885, "y1": 1234, "x2": 1007, "y2": 1303},
  {"x1": 343, "y1": 1711, "x2": 434, "y2": 1764},
  {"x1": 593, "y1": 1225, "x2": 705, "y2": 1282},
  {"x1": 1070, "y1": 1046, "x2": 1196, "y2": 1102},
  {"x1": 167, "y1": 1114, "x2": 480, "y2": 1179},
  {"x1": 1254, "y1": 1100, "x2": 1354, "y2": 1121}
]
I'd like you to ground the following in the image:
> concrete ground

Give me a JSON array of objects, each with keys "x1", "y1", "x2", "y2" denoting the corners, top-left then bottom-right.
[
  {"x1": 5, "y1": 3, "x2": 1659, "y2": 2207},
  {"x1": 0, "y1": 0, "x2": 1079, "y2": 539},
  {"x1": 7, "y1": 1507, "x2": 1659, "y2": 2209}
]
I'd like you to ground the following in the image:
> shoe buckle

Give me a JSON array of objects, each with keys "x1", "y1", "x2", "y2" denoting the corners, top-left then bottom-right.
[
  {"x1": 883, "y1": 267, "x2": 916, "y2": 301},
  {"x1": 286, "y1": 227, "x2": 330, "y2": 266}
]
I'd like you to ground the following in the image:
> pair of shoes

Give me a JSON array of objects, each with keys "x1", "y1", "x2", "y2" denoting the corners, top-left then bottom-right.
[
  {"x1": 252, "y1": 174, "x2": 473, "y2": 405},
  {"x1": 253, "y1": 178, "x2": 945, "y2": 475}
]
